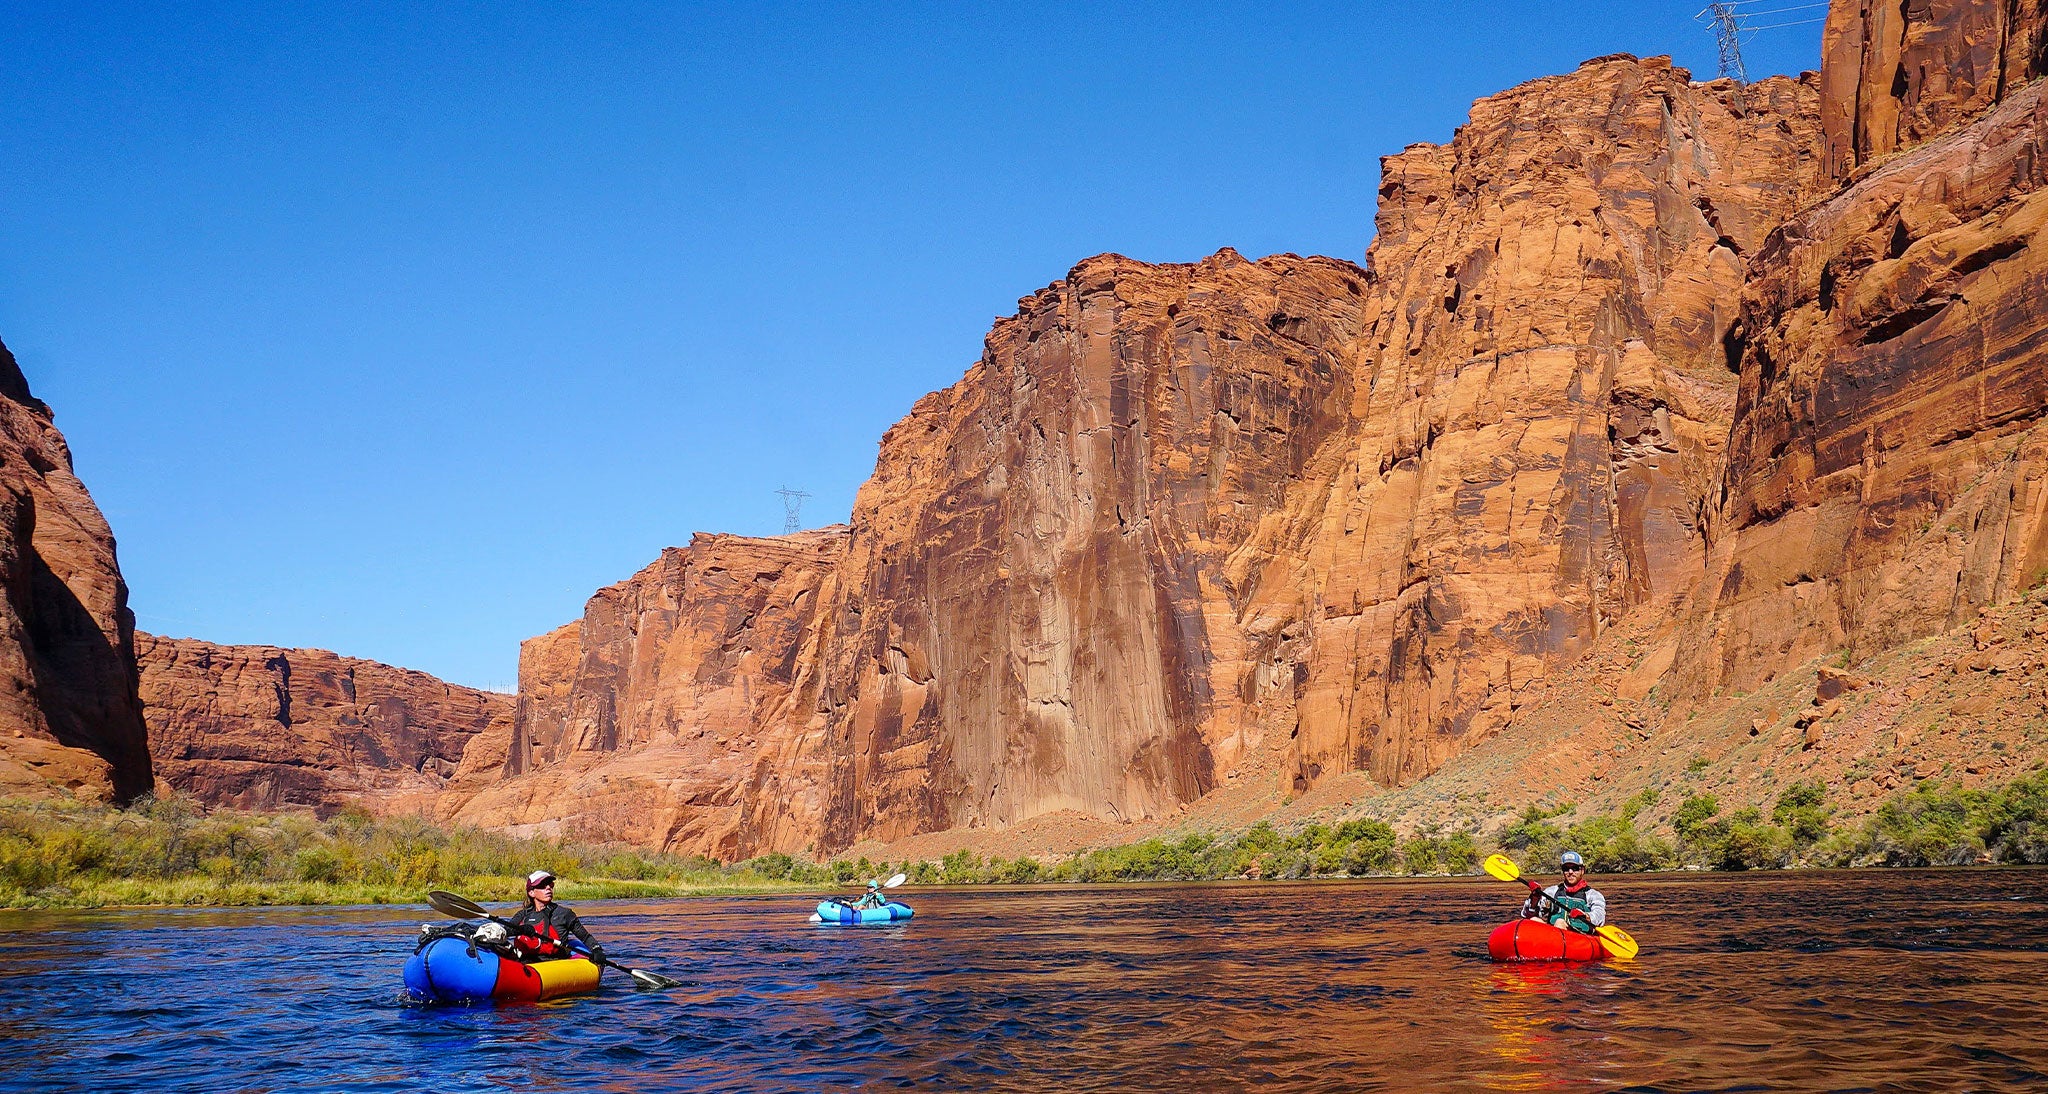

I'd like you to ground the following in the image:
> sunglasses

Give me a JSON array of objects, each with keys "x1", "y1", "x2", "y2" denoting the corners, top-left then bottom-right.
[
  {"x1": 529, "y1": 881, "x2": 555, "y2": 889},
  {"x1": 1562, "y1": 864, "x2": 1585, "y2": 871}
]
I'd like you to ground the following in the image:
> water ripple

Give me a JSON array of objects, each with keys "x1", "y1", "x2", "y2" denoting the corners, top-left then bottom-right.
[{"x1": 0, "y1": 871, "x2": 2043, "y2": 1091}]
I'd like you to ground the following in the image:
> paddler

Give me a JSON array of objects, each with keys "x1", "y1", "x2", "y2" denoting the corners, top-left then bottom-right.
[
  {"x1": 508, "y1": 869, "x2": 608, "y2": 966},
  {"x1": 1518, "y1": 851, "x2": 1606, "y2": 934},
  {"x1": 851, "y1": 878, "x2": 887, "y2": 910}
]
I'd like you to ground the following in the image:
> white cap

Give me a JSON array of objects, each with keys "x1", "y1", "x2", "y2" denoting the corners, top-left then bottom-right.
[{"x1": 526, "y1": 870, "x2": 557, "y2": 887}]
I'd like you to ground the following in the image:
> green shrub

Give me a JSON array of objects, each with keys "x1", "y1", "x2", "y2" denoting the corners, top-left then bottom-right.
[
  {"x1": 996, "y1": 856, "x2": 1042, "y2": 883},
  {"x1": 293, "y1": 847, "x2": 340, "y2": 883},
  {"x1": 742, "y1": 852, "x2": 797, "y2": 880},
  {"x1": 1772, "y1": 781, "x2": 1832, "y2": 846}
]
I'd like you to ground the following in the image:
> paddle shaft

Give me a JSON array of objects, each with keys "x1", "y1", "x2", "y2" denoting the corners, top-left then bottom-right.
[{"x1": 424, "y1": 889, "x2": 681, "y2": 988}]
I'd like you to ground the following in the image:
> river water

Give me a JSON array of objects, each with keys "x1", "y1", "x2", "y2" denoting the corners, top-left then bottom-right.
[{"x1": 0, "y1": 871, "x2": 2042, "y2": 1092}]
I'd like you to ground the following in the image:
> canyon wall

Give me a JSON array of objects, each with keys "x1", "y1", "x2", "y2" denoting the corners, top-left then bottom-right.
[
  {"x1": 1266, "y1": 58, "x2": 1824, "y2": 792},
  {"x1": 1678, "y1": 1, "x2": 2048, "y2": 694},
  {"x1": 24, "y1": 0, "x2": 2039, "y2": 862},
  {"x1": 439, "y1": 529, "x2": 849, "y2": 854},
  {"x1": 1819, "y1": 0, "x2": 2048, "y2": 177},
  {"x1": 458, "y1": 57, "x2": 1832, "y2": 857},
  {"x1": 446, "y1": 254, "x2": 1377, "y2": 855},
  {"x1": 0, "y1": 339, "x2": 151, "y2": 803},
  {"x1": 782, "y1": 251, "x2": 1373, "y2": 847},
  {"x1": 139, "y1": 633, "x2": 511, "y2": 814}
]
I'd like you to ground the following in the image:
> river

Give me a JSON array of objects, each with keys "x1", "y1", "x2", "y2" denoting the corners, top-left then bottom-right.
[{"x1": 0, "y1": 870, "x2": 2042, "y2": 1091}]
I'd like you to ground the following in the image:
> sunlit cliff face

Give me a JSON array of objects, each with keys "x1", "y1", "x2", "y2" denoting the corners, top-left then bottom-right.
[
  {"x1": 0, "y1": 338, "x2": 151, "y2": 804},
  {"x1": 128, "y1": 3, "x2": 2048, "y2": 860},
  {"x1": 1275, "y1": 59, "x2": 1824, "y2": 793},
  {"x1": 1673, "y1": 0, "x2": 2048, "y2": 698},
  {"x1": 442, "y1": 53, "x2": 1832, "y2": 856}
]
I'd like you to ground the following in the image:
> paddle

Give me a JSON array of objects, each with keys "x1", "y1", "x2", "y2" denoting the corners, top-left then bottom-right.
[
  {"x1": 424, "y1": 889, "x2": 683, "y2": 989},
  {"x1": 1480, "y1": 854, "x2": 1641, "y2": 959},
  {"x1": 839, "y1": 872, "x2": 908, "y2": 894}
]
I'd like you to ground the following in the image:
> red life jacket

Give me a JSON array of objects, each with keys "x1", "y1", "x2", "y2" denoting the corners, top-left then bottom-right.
[{"x1": 513, "y1": 905, "x2": 573, "y2": 959}]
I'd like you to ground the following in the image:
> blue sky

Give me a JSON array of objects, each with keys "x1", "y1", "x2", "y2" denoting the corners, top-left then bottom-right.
[{"x1": 0, "y1": 3, "x2": 1826, "y2": 690}]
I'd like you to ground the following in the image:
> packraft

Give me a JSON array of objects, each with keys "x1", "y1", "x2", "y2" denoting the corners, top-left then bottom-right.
[
  {"x1": 809, "y1": 899, "x2": 915, "y2": 925},
  {"x1": 402, "y1": 922, "x2": 601, "y2": 1003},
  {"x1": 1486, "y1": 917, "x2": 1612, "y2": 962}
]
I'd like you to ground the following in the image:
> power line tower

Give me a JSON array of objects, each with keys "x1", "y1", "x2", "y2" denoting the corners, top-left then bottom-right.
[
  {"x1": 775, "y1": 486, "x2": 811, "y2": 535},
  {"x1": 1698, "y1": 2, "x2": 1750, "y2": 84}
]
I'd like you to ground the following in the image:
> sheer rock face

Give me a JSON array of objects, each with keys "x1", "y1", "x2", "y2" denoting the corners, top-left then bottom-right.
[
  {"x1": 1269, "y1": 58, "x2": 1824, "y2": 791},
  {"x1": 439, "y1": 529, "x2": 851, "y2": 855},
  {"x1": 792, "y1": 251, "x2": 1371, "y2": 847},
  {"x1": 451, "y1": 59, "x2": 1833, "y2": 858},
  {"x1": 460, "y1": 253, "x2": 1375, "y2": 855},
  {"x1": 138, "y1": 633, "x2": 511, "y2": 814},
  {"x1": 1819, "y1": 0, "x2": 2048, "y2": 179},
  {"x1": 1681, "y1": 57, "x2": 2048, "y2": 693},
  {"x1": 0, "y1": 339, "x2": 151, "y2": 803}
]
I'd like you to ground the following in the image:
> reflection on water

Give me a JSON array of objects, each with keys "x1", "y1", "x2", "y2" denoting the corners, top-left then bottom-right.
[{"x1": 0, "y1": 871, "x2": 2043, "y2": 1091}]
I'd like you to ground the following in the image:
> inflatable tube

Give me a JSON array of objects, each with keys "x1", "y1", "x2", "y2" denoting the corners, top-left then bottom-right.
[
  {"x1": 403, "y1": 936, "x2": 602, "y2": 1003},
  {"x1": 810, "y1": 900, "x2": 914, "y2": 925},
  {"x1": 1486, "y1": 918, "x2": 1610, "y2": 962}
]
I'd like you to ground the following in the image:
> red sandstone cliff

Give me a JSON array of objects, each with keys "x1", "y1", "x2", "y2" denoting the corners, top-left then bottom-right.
[
  {"x1": 1819, "y1": 0, "x2": 2047, "y2": 178},
  {"x1": 443, "y1": 251, "x2": 1377, "y2": 855},
  {"x1": 1267, "y1": 58, "x2": 1823, "y2": 792},
  {"x1": 0, "y1": 338, "x2": 151, "y2": 803},
  {"x1": 439, "y1": 529, "x2": 849, "y2": 852},
  {"x1": 457, "y1": 56, "x2": 1829, "y2": 857},
  {"x1": 1677, "y1": 0, "x2": 2048, "y2": 694},
  {"x1": 10, "y1": 2, "x2": 2041, "y2": 864},
  {"x1": 138, "y1": 633, "x2": 511, "y2": 814},
  {"x1": 119, "y1": 0, "x2": 2046, "y2": 862}
]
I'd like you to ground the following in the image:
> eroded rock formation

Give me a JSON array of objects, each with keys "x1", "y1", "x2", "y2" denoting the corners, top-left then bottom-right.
[
  {"x1": 440, "y1": 529, "x2": 849, "y2": 852},
  {"x1": 446, "y1": 253, "x2": 1378, "y2": 855},
  {"x1": 1819, "y1": 0, "x2": 2048, "y2": 178},
  {"x1": 1680, "y1": 1, "x2": 2048, "y2": 694},
  {"x1": 0, "y1": 338, "x2": 151, "y2": 803},
  {"x1": 457, "y1": 56, "x2": 1832, "y2": 857},
  {"x1": 129, "y1": 1, "x2": 2048, "y2": 860},
  {"x1": 1269, "y1": 58, "x2": 1824, "y2": 792},
  {"x1": 139, "y1": 633, "x2": 511, "y2": 814}
]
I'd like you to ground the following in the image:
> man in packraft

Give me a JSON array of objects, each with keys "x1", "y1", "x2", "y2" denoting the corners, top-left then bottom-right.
[
  {"x1": 508, "y1": 869, "x2": 607, "y2": 965},
  {"x1": 1519, "y1": 851, "x2": 1606, "y2": 934}
]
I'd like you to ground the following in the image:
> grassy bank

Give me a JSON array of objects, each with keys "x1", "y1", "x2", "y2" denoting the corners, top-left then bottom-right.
[
  {"x1": 0, "y1": 796, "x2": 817, "y2": 909},
  {"x1": 898, "y1": 767, "x2": 2048, "y2": 884},
  {"x1": 5, "y1": 768, "x2": 2042, "y2": 908}
]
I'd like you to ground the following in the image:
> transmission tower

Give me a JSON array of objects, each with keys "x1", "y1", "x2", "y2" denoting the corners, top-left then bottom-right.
[
  {"x1": 1699, "y1": 2, "x2": 1750, "y2": 84},
  {"x1": 1694, "y1": 2, "x2": 1830, "y2": 85},
  {"x1": 775, "y1": 486, "x2": 811, "y2": 535}
]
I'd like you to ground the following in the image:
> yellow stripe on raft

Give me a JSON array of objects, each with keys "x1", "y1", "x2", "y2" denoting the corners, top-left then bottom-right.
[{"x1": 531, "y1": 957, "x2": 602, "y2": 999}]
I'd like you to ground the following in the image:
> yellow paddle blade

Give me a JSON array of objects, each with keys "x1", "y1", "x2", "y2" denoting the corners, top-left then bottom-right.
[
  {"x1": 1596, "y1": 925, "x2": 1640, "y2": 960},
  {"x1": 1481, "y1": 853, "x2": 1524, "y2": 883}
]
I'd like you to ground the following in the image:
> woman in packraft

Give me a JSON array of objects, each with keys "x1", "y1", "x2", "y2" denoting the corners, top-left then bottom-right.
[
  {"x1": 850, "y1": 878, "x2": 887, "y2": 910},
  {"x1": 508, "y1": 869, "x2": 607, "y2": 966}
]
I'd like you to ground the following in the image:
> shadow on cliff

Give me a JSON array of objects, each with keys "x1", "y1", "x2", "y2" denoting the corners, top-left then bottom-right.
[{"x1": 22, "y1": 542, "x2": 152, "y2": 803}]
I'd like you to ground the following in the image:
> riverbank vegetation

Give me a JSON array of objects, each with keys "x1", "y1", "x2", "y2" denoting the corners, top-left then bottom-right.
[
  {"x1": 3, "y1": 768, "x2": 2042, "y2": 908},
  {"x1": 0, "y1": 796, "x2": 815, "y2": 909},
  {"x1": 872, "y1": 768, "x2": 2048, "y2": 885}
]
